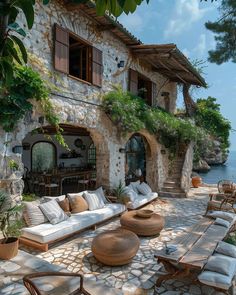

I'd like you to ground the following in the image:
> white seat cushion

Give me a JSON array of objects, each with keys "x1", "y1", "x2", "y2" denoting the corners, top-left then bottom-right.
[
  {"x1": 207, "y1": 211, "x2": 236, "y2": 222},
  {"x1": 205, "y1": 255, "x2": 235, "y2": 276},
  {"x1": 137, "y1": 182, "x2": 152, "y2": 195},
  {"x1": 123, "y1": 187, "x2": 138, "y2": 202},
  {"x1": 126, "y1": 192, "x2": 158, "y2": 209},
  {"x1": 21, "y1": 203, "x2": 126, "y2": 244},
  {"x1": 216, "y1": 241, "x2": 236, "y2": 258},
  {"x1": 198, "y1": 271, "x2": 233, "y2": 290}
]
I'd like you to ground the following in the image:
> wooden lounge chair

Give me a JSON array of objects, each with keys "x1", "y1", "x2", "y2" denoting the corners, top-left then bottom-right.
[{"x1": 23, "y1": 272, "x2": 91, "y2": 295}]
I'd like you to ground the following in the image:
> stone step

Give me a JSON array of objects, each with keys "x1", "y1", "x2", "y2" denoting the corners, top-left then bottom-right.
[
  {"x1": 163, "y1": 181, "x2": 179, "y2": 187},
  {"x1": 168, "y1": 173, "x2": 182, "y2": 178},
  {"x1": 161, "y1": 187, "x2": 183, "y2": 193},
  {"x1": 159, "y1": 191, "x2": 187, "y2": 198},
  {"x1": 166, "y1": 177, "x2": 181, "y2": 182}
]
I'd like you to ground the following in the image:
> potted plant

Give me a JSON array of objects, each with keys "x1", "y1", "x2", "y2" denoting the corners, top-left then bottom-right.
[
  {"x1": 0, "y1": 190, "x2": 23, "y2": 260},
  {"x1": 192, "y1": 176, "x2": 202, "y2": 188},
  {"x1": 113, "y1": 181, "x2": 130, "y2": 205}
]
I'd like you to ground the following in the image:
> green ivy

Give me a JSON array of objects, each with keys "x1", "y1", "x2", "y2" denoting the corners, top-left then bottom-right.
[
  {"x1": 102, "y1": 86, "x2": 207, "y2": 149},
  {"x1": 0, "y1": 65, "x2": 68, "y2": 148}
]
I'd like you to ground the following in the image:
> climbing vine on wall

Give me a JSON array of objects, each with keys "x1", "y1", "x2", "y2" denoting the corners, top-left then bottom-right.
[
  {"x1": 102, "y1": 86, "x2": 208, "y2": 150},
  {"x1": 0, "y1": 65, "x2": 67, "y2": 148}
]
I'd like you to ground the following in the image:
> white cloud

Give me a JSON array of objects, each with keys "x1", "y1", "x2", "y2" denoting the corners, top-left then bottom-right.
[
  {"x1": 194, "y1": 33, "x2": 206, "y2": 57},
  {"x1": 164, "y1": 0, "x2": 211, "y2": 39}
]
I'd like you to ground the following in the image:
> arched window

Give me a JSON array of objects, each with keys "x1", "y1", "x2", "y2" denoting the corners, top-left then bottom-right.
[
  {"x1": 32, "y1": 142, "x2": 56, "y2": 172},
  {"x1": 125, "y1": 134, "x2": 146, "y2": 177},
  {"x1": 88, "y1": 143, "x2": 96, "y2": 166}
]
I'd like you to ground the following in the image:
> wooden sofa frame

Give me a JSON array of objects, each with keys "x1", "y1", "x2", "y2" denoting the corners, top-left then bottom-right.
[{"x1": 20, "y1": 212, "x2": 123, "y2": 252}]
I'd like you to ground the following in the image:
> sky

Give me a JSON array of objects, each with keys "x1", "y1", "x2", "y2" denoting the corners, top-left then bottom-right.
[{"x1": 118, "y1": 0, "x2": 236, "y2": 150}]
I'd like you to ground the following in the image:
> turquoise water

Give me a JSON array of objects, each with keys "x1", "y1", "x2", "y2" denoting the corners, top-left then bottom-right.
[{"x1": 199, "y1": 151, "x2": 236, "y2": 184}]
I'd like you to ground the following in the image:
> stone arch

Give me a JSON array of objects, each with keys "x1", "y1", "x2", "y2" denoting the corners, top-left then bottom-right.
[{"x1": 123, "y1": 130, "x2": 162, "y2": 191}]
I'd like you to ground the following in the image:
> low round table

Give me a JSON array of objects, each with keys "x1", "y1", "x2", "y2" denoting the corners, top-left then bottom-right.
[
  {"x1": 120, "y1": 210, "x2": 165, "y2": 236},
  {"x1": 91, "y1": 228, "x2": 140, "y2": 266}
]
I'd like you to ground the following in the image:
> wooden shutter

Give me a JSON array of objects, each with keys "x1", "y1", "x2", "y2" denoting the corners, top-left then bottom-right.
[
  {"x1": 129, "y1": 69, "x2": 138, "y2": 95},
  {"x1": 92, "y1": 47, "x2": 103, "y2": 87},
  {"x1": 146, "y1": 81, "x2": 157, "y2": 106},
  {"x1": 54, "y1": 24, "x2": 69, "y2": 74}
]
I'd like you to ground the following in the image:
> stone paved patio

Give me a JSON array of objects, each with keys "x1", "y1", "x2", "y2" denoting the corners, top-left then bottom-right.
[{"x1": 2, "y1": 186, "x2": 231, "y2": 295}]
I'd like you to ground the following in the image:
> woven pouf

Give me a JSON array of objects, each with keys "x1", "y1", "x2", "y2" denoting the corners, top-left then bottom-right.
[
  {"x1": 120, "y1": 210, "x2": 165, "y2": 236},
  {"x1": 91, "y1": 228, "x2": 140, "y2": 266}
]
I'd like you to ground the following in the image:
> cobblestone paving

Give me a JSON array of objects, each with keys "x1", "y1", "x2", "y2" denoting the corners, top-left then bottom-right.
[{"x1": 2, "y1": 186, "x2": 230, "y2": 295}]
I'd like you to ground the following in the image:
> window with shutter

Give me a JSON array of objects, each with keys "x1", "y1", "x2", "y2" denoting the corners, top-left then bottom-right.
[
  {"x1": 54, "y1": 24, "x2": 69, "y2": 74},
  {"x1": 146, "y1": 81, "x2": 157, "y2": 106},
  {"x1": 129, "y1": 69, "x2": 138, "y2": 95},
  {"x1": 92, "y1": 47, "x2": 103, "y2": 87}
]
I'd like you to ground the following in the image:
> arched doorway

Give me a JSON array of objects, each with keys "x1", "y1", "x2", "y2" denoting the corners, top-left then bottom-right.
[{"x1": 125, "y1": 134, "x2": 147, "y2": 183}]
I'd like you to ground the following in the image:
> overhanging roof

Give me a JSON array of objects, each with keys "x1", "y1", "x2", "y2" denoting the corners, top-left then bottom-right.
[
  {"x1": 64, "y1": 2, "x2": 206, "y2": 87},
  {"x1": 129, "y1": 44, "x2": 206, "y2": 87}
]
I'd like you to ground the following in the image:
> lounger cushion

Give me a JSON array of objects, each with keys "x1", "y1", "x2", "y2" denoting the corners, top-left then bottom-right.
[
  {"x1": 83, "y1": 191, "x2": 105, "y2": 211},
  {"x1": 39, "y1": 200, "x2": 69, "y2": 225},
  {"x1": 23, "y1": 201, "x2": 48, "y2": 227},
  {"x1": 204, "y1": 255, "x2": 235, "y2": 276},
  {"x1": 207, "y1": 211, "x2": 235, "y2": 222},
  {"x1": 129, "y1": 181, "x2": 140, "y2": 194},
  {"x1": 126, "y1": 192, "x2": 158, "y2": 210},
  {"x1": 123, "y1": 187, "x2": 138, "y2": 202},
  {"x1": 198, "y1": 271, "x2": 233, "y2": 290},
  {"x1": 137, "y1": 182, "x2": 152, "y2": 195},
  {"x1": 216, "y1": 241, "x2": 236, "y2": 258},
  {"x1": 214, "y1": 218, "x2": 230, "y2": 228},
  {"x1": 21, "y1": 203, "x2": 126, "y2": 244}
]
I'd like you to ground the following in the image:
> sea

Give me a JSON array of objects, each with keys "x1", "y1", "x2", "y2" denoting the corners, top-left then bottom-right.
[{"x1": 199, "y1": 150, "x2": 236, "y2": 184}]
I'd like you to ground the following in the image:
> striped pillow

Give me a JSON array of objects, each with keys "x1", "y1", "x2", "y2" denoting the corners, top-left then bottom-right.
[
  {"x1": 83, "y1": 192, "x2": 105, "y2": 211},
  {"x1": 23, "y1": 201, "x2": 48, "y2": 227},
  {"x1": 39, "y1": 200, "x2": 69, "y2": 224}
]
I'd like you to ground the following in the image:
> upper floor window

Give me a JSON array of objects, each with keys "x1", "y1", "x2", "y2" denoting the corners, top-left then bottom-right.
[
  {"x1": 129, "y1": 69, "x2": 157, "y2": 106},
  {"x1": 32, "y1": 142, "x2": 56, "y2": 172},
  {"x1": 88, "y1": 143, "x2": 96, "y2": 166},
  {"x1": 54, "y1": 24, "x2": 103, "y2": 87}
]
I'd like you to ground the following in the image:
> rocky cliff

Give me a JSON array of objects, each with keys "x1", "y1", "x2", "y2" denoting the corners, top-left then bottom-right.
[{"x1": 193, "y1": 139, "x2": 228, "y2": 173}]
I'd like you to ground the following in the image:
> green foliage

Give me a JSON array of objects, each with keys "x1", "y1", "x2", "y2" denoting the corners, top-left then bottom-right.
[
  {"x1": 0, "y1": 65, "x2": 68, "y2": 148},
  {"x1": 205, "y1": 0, "x2": 236, "y2": 64},
  {"x1": 103, "y1": 87, "x2": 207, "y2": 150},
  {"x1": 22, "y1": 193, "x2": 38, "y2": 202},
  {"x1": 0, "y1": 190, "x2": 23, "y2": 240},
  {"x1": 195, "y1": 97, "x2": 231, "y2": 151},
  {"x1": 112, "y1": 180, "x2": 129, "y2": 204},
  {"x1": 225, "y1": 232, "x2": 236, "y2": 246},
  {"x1": 73, "y1": 0, "x2": 150, "y2": 17},
  {"x1": 8, "y1": 160, "x2": 19, "y2": 170}
]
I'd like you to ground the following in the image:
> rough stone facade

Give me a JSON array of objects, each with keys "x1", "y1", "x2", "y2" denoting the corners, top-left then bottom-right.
[{"x1": 0, "y1": 0, "x2": 193, "y2": 197}]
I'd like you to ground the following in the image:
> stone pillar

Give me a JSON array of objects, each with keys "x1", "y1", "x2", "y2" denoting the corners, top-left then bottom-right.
[{"x1": 181, "y1": 142, "x2": 194, "y2": 193}]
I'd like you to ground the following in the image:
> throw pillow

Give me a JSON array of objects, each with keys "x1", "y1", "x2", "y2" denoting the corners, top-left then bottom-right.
[
  {"x1": 83, "y1": 192, "x2": 105, "y2": 211},
  {"x1": 137, "y1": 182, "x2": 152, "y2": 195},
  {"x1": 214, "y1": 218, "x2": 230, "y2": 228},
  {"x1": 23, "y1": 201, "x2": 48, "y2": 227},
  {"x1": 123, "y1": 186, "x2": 138, "y2": 202},
  {"x1": 129, "y1": 181, "x2": 140, "y2": 194},
  {"x1": 67, "y1": 194, "x2": 89, "y2": 213},
  {"x1": 205, "y1": 255, "x2": 235, "y2": 276},
  {"x1": 216, "y1": 241, "x2": 236, "y2": 258},
  {"x1": 39, "y1": 200, "x2": 69, "y2": 225},
  {"x1": 57, "y1": 198, "x2": 70, "y2": 213},
  {"x1": 87, "y1": 187, "x2": 107, "y2": 204}
]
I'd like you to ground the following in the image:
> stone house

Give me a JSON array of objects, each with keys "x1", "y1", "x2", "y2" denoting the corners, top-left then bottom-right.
[{"x1": 0, "y1": 0, "x2": 206, "y2": 198}]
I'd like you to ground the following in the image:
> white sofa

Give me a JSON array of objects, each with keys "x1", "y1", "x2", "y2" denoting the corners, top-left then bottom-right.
[
  {"x1": 20, "y1": 194, "x2": 126, "y2": 251},
  {"x1": 126, "y1": 192, "x2": 158, "y2": 210}
]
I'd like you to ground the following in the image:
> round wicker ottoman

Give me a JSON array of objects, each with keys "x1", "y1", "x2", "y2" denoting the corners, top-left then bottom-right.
[
  {"x1": 91, "y1": 228, "x2": 140, "y2": 266},
  {"x1": 120, "y1": 210, "x2": 165, "y2": 236}
]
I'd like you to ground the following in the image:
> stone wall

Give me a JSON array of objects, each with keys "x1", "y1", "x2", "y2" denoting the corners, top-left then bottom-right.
[
  {"x1": 0, "y1": 0, "x2": 188, "y2": 197},
  {"x1": 181, "y1": 142, "x2": 194, "y2": 193}
]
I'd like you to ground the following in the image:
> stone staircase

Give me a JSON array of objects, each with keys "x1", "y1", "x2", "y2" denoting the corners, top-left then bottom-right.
[{"x1": 159, "y1": 156, "x2": 187, "y2": 198}]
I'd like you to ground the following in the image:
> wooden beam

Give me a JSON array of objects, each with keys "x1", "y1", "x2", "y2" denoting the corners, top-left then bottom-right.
[
  {"x1": 96, "y1": 24, "x2": 116, "y2": 31},
  {"x1": 157, "y1": 60, "x2": 187, "y2": 84}
]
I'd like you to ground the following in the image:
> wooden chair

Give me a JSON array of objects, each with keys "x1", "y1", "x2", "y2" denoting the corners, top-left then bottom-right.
[
  {"x1": 44, "y1": 175, "x2": 60, "y2": 196},
  {"x1": 23, "y1": 272, "x2": 91, "y2": 295},
  {"x1": 78, "y1": 172, "x2": 90, "y2": 191},
  {"x1": 218, "y1": 180, "x2": 234, "y2": 194}
]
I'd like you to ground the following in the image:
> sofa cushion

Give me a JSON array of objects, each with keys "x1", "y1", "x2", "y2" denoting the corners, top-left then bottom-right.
[
  {"x1": 123, "y1": 187, "x2": 138, "y2": 202},
  {"x1": 137, "y1": 182, "x2": 152, "y2": 195},
  {"x1": 57, "y1": 198, "x2": 70, "y2": 213},
  {"x1": 83, "y1": 191, "x2": 105, "y2": 211},
  {"x1": 204, "y1": 255, "x2": 235, "y2": 276},
  {"x1": 198, "y1": 271, "x2": 233, "y2": 290},
  {"x1": 39, "y1": 200, "x2": 69, "y2": 225},
  {"x1": 216, "y1": 241, "x2": 236, "y2": 258},
  {"x1": 129, "y1": 181, "x2": 140, "y2": 194},
  {"x1": 88, "y1": 187, "x2": 107, "y2": 204},
  {"x1": 43, "y1": 195, "x2": 66, "y2": 202},
  {"x1": 126, "y1": 192, "x2": 158, "y2": 210},
  {"x1": 23, "y1": 201, "x2": 48, "y2": 227},
  {"x1": 21, "y1": 203, "x2": 126, "y2": 244},
  {"x1": 207, "y1": 211, "x2": 235, "y2": 222},
  {"x1": 68, "y1": 194, "x2": 88, "y2": 213},
  {"x1": 214, "y1": 218, "x2": 230, "y2": 228}
]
